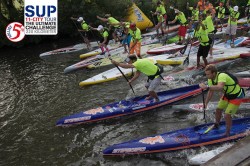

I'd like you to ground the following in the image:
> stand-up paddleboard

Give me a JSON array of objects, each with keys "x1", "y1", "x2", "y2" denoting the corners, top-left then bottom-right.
[
  {"x1": 235, "y1": 70, "x2": 250, "y2": 77},
  {"x1": 240, "y1": 52, "x2": 250, "y2": 58},
  {"x1": 39, "y1": 41, "x2": 99, "y2": 58},
  {"x1": 188, "y1": 144, "x2": 233, "y2": 165},
  {"x1": 216, "y1": 37, "x2": 249, "y2": 48},
  {"x1": 64, "y1": 46, "x2": 124, "y2": 73},
  {"x1": 79, "y1": 67, "x2": 136, "y2": 86},
  {"x1": 172, "y1": 101, "x2": 250, "y2": 112},
  {"x1": 79, "y1": 43, "x2": 121, "y2": 59},
  {"x1": 78, "y1": 54, "x2": 177, "y2": 86},
  {"x1": 103, "y1": 117, "x2": 250, "y2": 156},
  {"x1": 56, "y1": 85, "x2": 203, "y2": 127},
  {"x1": 142, "y1": 25, "x2": 180, "y2": 37},
  {"x1": 86, "y1": 43, "x2": 162, "y2": 69},
  {"x1": 237, "y1": 17, "x2": 248, "y2": 25},
  {"x1": 147, "y1": 41, "x2": 199, "y2": 55},
  {"x1": 162, "y1": 60, "x2": 236, "y2": 83}
]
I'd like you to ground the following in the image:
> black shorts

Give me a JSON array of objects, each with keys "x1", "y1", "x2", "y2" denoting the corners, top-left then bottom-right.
[
  {"x1": 197, "y1": 44, "x2": 211, "y2": 58},
  {"x1": 100, "y1": 38, "x2": 110, "y2": 45}
]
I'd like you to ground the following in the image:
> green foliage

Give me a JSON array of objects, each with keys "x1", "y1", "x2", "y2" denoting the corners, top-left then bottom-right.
[{"x1": 0, "y1": 0, "x2": 248, "y2": 48}]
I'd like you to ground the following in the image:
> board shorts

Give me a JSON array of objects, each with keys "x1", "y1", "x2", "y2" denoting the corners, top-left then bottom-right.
[
  {"x1": 197, "y1": 43, "x2": 211, "y2": 58},
  {"x1": 217, "y1": 90, "x2": 245, "y2": 115},
  {"x1": 225, "y1": 24, "x2": 237, "y2": 35},
  {"x1": 145, "y1": 77, "x2": 161, "y2": 91},
  {"x1": 178, "y1": 25, "x2": 188, "y2": 38},
  {"x1": 129, "y1": 41, "x2": 141, "y2": 56},
  {"x1": 122, "y1": 34, "x2": 131, "y2": 46}
]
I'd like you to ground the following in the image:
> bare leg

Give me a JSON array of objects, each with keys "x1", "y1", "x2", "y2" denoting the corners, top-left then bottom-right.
[
  {"x1": 202, "y1": 56, "x2": 208, "y2": 67},
  {"x1": 225, "y1": 113, "x2": 232, "y2": 136},
  {"x1": 197, "y1": 55, "x2": 201, "y2": 68},
  {"x1": 149, "y1": 91, "x2": 159, "y2": 102},
  {"x1": 215, "y1": 108, "x2": 223, "y2": 125}
]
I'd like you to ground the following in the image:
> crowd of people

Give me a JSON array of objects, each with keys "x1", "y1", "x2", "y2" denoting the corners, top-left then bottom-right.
[{"x1": 72, "y1": 0, "x2": 249, "y2": 137}]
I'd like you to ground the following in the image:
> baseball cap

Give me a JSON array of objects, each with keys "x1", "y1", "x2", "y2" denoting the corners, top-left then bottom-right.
[
  {"x1": 130, "y1": 23, "x2": 136, "y2": 29},
  {"x1": 233, "y1": 6, "x2": 238, "y2": 11},
  {"x1": 97, "y1": 25, "x2": 104, "y2": 31},
  {"x1": 77, "y1": 17, "x2": 84, "y2": 22}
]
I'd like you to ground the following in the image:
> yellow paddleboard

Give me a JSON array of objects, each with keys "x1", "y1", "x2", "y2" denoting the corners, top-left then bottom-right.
[{"x1": 80, "y1": 51, "x2": 100, "y2": 59}]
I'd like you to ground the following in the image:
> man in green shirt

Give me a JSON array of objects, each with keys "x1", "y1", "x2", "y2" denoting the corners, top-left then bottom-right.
[
  {"x1": 199, "y1": 64, "x2": 245, "y2": 137},
  {"x1": 203, "y1": 10, "x2": 215, "y2": 57},
  {"x1": 193, "y1": 15, "x2": 211, "y2": 68},
  {"x1": 97, "y1": 14, "x2": 122, "y2": 43},
  {"x1": 224, "y1": 0, "x2": 240, "y2": 47},
  {"x1": 187, "y1": 4, "x2": 199, "y2": 29},
  {"x1": 168, "y1": 9, "x2": 188, "y2": 45},
  {"x1": 129, "y1": 23, "x2": 142, "y2": 58},
  {"x1": 215, "y1": 2, "x2": 226, "y2": 31},
  {"x1": 154, "y1": 1, "x2": 167, "y2": 29},
  {"x1": 70, "y1": 17, "x2": 91, "y2": 50},
  {"x1": 111, "y1": 55, "x2": 162, "y2": 102}
]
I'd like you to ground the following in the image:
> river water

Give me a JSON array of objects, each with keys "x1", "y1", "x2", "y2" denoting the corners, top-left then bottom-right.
[{"x1": 0, "y1": 39, "x2": 250, "y2": 166}]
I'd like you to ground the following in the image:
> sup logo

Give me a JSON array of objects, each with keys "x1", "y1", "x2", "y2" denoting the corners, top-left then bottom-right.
[
  {"x1": 24, "y1": 0, "x2": 58, "y2": 35},
  {"x1": 5, "y1": 22, "x2": 25, "y2": 42}
]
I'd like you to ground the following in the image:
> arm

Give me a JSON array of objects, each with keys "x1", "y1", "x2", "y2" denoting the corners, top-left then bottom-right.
[
  {"x1": 226, "y1": 0, "x2": 230, "y2": 9},
  {"x1": 129, "y1": 71, "x2": 141, "y2": 83},
  {"x1": 70, "y1": 17, "x2": 77, "y2": 21},
  {"x1": 111, "y1": 60, "x2": 135, "y2": 68},
  {"x1": 169, "y1": 18, "x2": 177, "y2": 24},
  {"x1": 100, "y1": 37, "x2": 108, "y2": 46},
  {"x1": 97, "y1": 16, "x2": 108, "y2": 22}
]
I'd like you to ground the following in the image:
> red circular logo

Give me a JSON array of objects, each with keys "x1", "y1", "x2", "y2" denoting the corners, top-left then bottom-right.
[{"x1": 5, "y1": 22, "x2": 25, "y2": 42}]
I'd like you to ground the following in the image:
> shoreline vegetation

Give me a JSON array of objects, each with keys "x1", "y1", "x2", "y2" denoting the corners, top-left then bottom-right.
[{"x1": 0, "y1": 0, "x2": 247, "y2": 48}]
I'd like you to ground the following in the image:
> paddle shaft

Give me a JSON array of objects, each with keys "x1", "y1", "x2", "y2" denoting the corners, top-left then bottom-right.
[
  {"x1": 71, "y1": 20, "x2": 91, "y2": 49},
  {"x1": 202, "y1": 89, "x2": 206, "y2": 122},
  {"x1": 108, "y1": 57, "x2": 135, "y2": 94}
]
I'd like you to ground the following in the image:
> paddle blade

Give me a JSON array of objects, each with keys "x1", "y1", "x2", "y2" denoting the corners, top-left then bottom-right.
[
  {"x1": 183, "y1": 56, "x2": 189, "y2": 66},
  {"x1": 203, "y1": 125, "x2": 214, "y2": 134},
  {"x1": 179, "y1": 44, "x2": 188, "y2": 54}
]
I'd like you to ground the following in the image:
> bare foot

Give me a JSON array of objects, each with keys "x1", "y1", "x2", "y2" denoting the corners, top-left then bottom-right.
[{"x1": 145, "y1": 96, "x2": 153, "y2": 100}]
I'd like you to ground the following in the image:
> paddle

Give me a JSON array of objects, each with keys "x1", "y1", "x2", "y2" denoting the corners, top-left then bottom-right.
[
  {"x1": 202, "y1": 89, "x2": 207, "y2": 122},
  {"x1": 108, "y1": 55, "x2": 135, "y2": 94},
  {"x1": 71, "y1": 19, "x2": 91, "y2": 50}
]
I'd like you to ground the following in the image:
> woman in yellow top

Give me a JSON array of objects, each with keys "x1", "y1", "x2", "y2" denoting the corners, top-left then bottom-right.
[
  {"x1": 199, "y1": 64, "x2": 245, "y2": 137},
  {"x1": 96, "y1": 14, "x2": 122, "y2": 43},
  {"x1": 111, "y1": 55, "x2": 162, "y2": 102},
  {"x1": 90, "y1": 25, "x2": 110, "y2": 55}
]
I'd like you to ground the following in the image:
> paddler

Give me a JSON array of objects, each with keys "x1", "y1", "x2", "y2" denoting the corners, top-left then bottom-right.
[
  {"x1": 129, "y1": 23, "x2": 142, "y2": 58},
  {"x1": 96, "y1": 14, "x2": 122, "y2": 43},
  {"x1": 90, "y1": 25, "x2": 111, "y2": 55},
  {"x1": 111, "y1": 55, "x2": 163, "y2": 102},
  {"x1": 168, "y1": 8, "x2": 188, "y2": 45},
  {"x1": 192, "y1": 14, "x2": 211, "y2": 68},
  {"x1": 199, "y1": 64, "x2": 245, "y2": 137},
  {"x1": 70, "y1": 16, "x2": 91, "y2": 50},
  {"x1": 215, "y1": 2, "x2": 226, "y2": 31},
  {"x1": 224, "y1": 0, "x2": 240, "y2": 47},
  {"x1": 150, "y1": 11, "x2": 165, "y2": 37}
]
